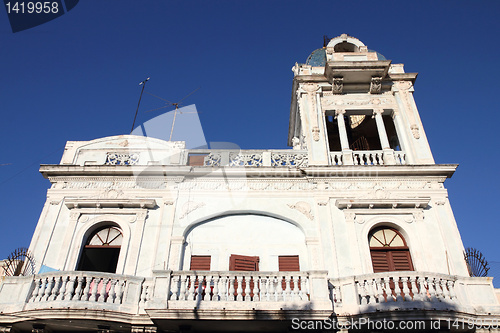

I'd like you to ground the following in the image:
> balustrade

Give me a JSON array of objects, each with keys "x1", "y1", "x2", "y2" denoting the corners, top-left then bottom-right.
[
  {"x1": 353, "y1": 151, "x2": 384, "y2": 166},
  {"x1": 29, "y1": 272, "x2": 130, "y2": 305},
  {"x1": 329, "y1": 272, "x2": 460, "y2": 311},
  {"x1": 100, "y1": 149, "x2": 408, "y2": 167},
  {"x1": 168, "y1": 271, "x2": 309, "y2": 303}
]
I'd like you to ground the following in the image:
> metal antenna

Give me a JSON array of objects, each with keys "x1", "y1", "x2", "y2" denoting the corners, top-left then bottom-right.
[
  {"x1": 131, "y1": 77, "x2": 150, "y2": 133},
  {"x1": 143, "y1": 87, "x2": 200, "y2": 141}
]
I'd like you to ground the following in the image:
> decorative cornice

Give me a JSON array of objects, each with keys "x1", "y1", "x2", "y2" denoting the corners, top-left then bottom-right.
[
  {"x1": 336, "y1": 198, "x2": 430, "y2": 209},
  {"x1": 64, "y1": 198, "x2": 156, "y2": 209}
]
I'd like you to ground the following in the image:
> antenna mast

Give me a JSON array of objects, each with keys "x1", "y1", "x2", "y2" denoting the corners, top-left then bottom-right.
[{"x1": 131, "y1": 77, "x2": 150, "y2": 133}]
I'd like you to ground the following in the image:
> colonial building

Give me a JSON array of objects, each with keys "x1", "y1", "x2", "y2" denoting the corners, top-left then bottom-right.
[{"x1": 1, "y1": 34, "x2": 499, "y2": 332}]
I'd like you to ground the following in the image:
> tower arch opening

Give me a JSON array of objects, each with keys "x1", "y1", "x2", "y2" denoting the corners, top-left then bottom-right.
[{"x1": 77, "y1": 224, "x2": 123, "y2": 273}]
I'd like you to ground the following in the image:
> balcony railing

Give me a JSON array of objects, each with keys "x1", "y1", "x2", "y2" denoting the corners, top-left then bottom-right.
[
  {"x1": 168, "y1": 271, "x2": 309, "y2": 302},
  {"x1": 97, "y1": 149, "x2": 409, "y2": 167},
  {"x1": 328, "y1": 271, "x2": 466, "y2": 314},
  {"x1": 0, "y1": 270, "x2": 498, "y2": 318}
]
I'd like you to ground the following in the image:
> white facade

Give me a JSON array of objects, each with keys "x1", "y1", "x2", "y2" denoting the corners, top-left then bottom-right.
[{"x1": 0, "y1": 34, "x2": 499, "y2": 333}]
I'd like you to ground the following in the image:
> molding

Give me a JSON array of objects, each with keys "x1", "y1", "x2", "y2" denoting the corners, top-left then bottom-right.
[
  {"x1": 64, "y1": 198, "x2": 156, "y2": 209},
  {"x1": 336, "y1": 198, "x2": 430, "y2": 209},
  {"x1": 342, "y1": 207, "x2": 425, "y2": 224}
]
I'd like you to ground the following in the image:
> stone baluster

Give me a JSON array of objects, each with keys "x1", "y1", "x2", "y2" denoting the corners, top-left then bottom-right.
[
  {"x1": 74, "y1": 276, "x2": 84, "y2": 301},
  {"x1": 220, "y1": 276, "x2": 228, "y2": 301},
  {"x1": 426, "y1": 277, "x2": 437, "y2": 302},
  {"x1": 254, "y1": 276, "x2": 260, "y2": 301},
  {"x1": 408, "y1": 277, "x2": 417, "y2": 301},
  {"x1": 30, "y1": 278, "x2": 41, "y2": 302},
  {"x1": 439, "y1": 279, "x2": 449, "y2": 300},
  {"x1": 394, "y1": 277, "x2": 404, "y2": 303},
  {"x1": 82, "y1": 277, "x2": 91, "y2": 301},
  {"x1": 357, "y1": 281, "x2": 367, "y2": 305},
  {"x1": 244, "y1": 276, "x2": 251, "y2": 302},
  {"x1": 49, "y1": 276, "x2": 60, "y2": 301},
  {"x1": 284, "y1": 276, "x2": 291, "y2": 302},
  {"x1": 366, "y1": 279, "x2": 376, "y2": 305},
  {"x1": 170, "y1": 275, "x2": 180, "y2": 300},
  {"x1": 64, "y1": 275, "x2": 76, "y2": 301},
  {"x1": 210, "y1": 275, "x2": 218, "y2": 301},
  {"x1": 383, "y1": 278, "x2": 395, "y2": 302},
  {"x1": 43, "y1": 277, "x2": 54, "y2": 301},
  {"x1": 401, "y1": 277, "x2": 410, "y2": 301},
  {"x1": 290, "y1": 276, "x2": 298, "y2": 301},
  {"x1": 56, "y1": 276, "x2": 67, "y2": 301},
  {"x1": 100, "y1": 278, "x2": 110, "y2": 302},
  {"x1": 374, "y1": 279, "x2": 384, "y2": 304},
  {"x1": 434, "y1": 279, "x2": 444, "y2": 300},
  {"x1": 236, "y1": 275, "x2": 243, "y2": 301},
  {"x1": 268, "y1": 277, "x2": 276, "y2": 301},
  {"x1": 260, "y1": 278, "x2": 268, "y2": 301},
  {"x1": 228, "y1": 276, "x2": 235, "y2": 301},
  {"x1": 178, "y1": 275, "x2": 187, "y2": 301},
  {"x1": 301, "y1": 276, "x2": 308, "y2": 301},
  {"x1": 414, "y1": 276, "x2": 425, "y2": 301},
  {"x1": 447, "y1": 280, "x2": 457, "y2": 301},
  {"x1": 187, "y1": 276, "x2": 195, "y2": 301},
  {"x1": 91, "y1": 278, "x2": 100, "y2": 302},
  {"x1": 196, "y1": 276, "x2": 204, "y2": 302},
  {"x1": 116, "y1": 281, "x2": 125, "y2": 304},
  {"x1": 108, "y1": 279, "x2": 117, "y2": 304}
]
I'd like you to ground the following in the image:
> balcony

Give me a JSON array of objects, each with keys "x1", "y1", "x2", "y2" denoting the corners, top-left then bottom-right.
[
  {"x1": 0, "y1": 270, "x2": 331, "y2": 316},
  {"x1": 1, "y1": 270, "x2": 497, "y2": 329},
  {"x1": 328, "y1": 271, "x2": 500, "y2": 316}
]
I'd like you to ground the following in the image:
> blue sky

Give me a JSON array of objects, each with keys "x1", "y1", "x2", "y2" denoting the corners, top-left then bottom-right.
[{"x1": 1, "y1": 1, "x2": 499, "y2": 284}]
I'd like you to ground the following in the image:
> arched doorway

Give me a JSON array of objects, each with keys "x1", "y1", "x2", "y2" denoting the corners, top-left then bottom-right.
[
  {"x1": 369, "y1": 227, "x2": 414, "y2": 272},
  {"x1": 77, "y1": 225, "x2": 123, "y2": 273}
]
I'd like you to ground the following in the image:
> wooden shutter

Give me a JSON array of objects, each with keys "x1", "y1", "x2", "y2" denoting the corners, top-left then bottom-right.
[
  {"x1": 187, "y1": 154, "x2": 208, "y2": 166},
  {"x1": 390, "y1": 250, "x2": 413, "y2": 271},
  {"x1": 370, "y1": 250, "x2": 390, "y2": 273},
  {"x1": 190, "y1": 255, "x2": 211, "y2": 270},
  {"x1": 279, "y1": 255, "x2": 300, "y2": 271},
  {"x1": 229, "y1": 255, "x2": 259, "y2": 271}
]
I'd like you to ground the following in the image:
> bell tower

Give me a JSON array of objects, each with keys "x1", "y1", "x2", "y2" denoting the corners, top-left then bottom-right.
[{"x1": 289, "y1": 34, "x2": 435, "y2": 166}]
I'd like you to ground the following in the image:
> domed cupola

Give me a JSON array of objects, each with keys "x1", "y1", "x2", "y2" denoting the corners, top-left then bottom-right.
[{"x1": 305, "y1": 47, "x2": 327, "y2": 67}]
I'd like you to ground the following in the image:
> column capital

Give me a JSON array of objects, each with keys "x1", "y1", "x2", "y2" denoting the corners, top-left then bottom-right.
[
  {"x1": 373, "y1": 108, "x2": 384, "y2": 116},
  {"x1": 335, "y1": 109, "x2": 346, "y2": 117}
]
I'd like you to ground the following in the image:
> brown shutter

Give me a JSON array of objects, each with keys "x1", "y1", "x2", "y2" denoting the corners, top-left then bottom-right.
[
  {"x1": 371, "y1": 250, "x2": 390, "y2": 273},
  {"x1": 390, "y1": 250, "x2": 413, "y2": 271},
  {"x1": 229, "y1": 255, "x2": 259, "y2": 271},
  {"x1": 279, "y1": 255, "x2": 300, "y2": 271},
  {"x1": 190, "y1": 255, "x2": 211, "y2": 270},
  {"x1": 187, "y1": 154, "x2": 208, "y2": 166}
]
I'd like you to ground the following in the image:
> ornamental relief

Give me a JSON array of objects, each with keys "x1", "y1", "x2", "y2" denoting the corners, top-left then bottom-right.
[
  {"x1": 344, "y1": 211, "x2": 423, "y2": 224},
  {"x1": 50, "y1": 178, "x2": 441, "y2": 193},
  {"x1": 287, "y1": 201, "x2": 314, "y2": 221},
  {"x1": 321, "y1": 95, "x2": 396, "y2": 110},
  {"x1": 179, "y1": 201, "x2": 206, "y2": 219}
]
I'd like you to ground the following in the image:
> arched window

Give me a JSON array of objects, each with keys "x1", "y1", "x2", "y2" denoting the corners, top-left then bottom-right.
[
  {"x1": 369, "y1": 227, "x2": 414, "y2": 273},
  {"x1": 77, "y1": 225, "x2": 123, "y2": 273}
]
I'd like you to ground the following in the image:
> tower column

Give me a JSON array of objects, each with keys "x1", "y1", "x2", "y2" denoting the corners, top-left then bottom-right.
[
  {"x1": 336, "y1": 109, "x2": 353, "y2": 165},
  {"x1": 373, "y1": 108, "x2": 395, "y2": 165}
]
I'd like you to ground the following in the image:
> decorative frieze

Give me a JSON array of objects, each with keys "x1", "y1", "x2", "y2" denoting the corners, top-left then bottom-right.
[
  {"x1": 105, "y1": 152, "x2": 140, "y2": 165},
  {"x1": 321, "y1": 95, "x2": 397, "y2": 110}
]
